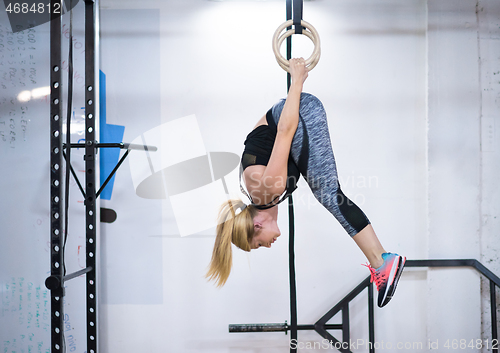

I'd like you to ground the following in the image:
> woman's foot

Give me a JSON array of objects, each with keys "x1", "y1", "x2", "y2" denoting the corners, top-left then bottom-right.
[{"x1": 363, "y1": 253, "x2": 406, "y2": 307}]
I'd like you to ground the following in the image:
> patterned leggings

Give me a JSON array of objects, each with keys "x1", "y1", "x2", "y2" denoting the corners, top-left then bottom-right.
[{"x1": 270, "y1": 92, "x2": 370, "y2": 237}]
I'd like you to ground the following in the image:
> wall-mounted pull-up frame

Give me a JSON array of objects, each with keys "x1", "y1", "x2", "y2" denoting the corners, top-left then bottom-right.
[
  {"x1": 46, "y1": 1, "x2": 156, "y2": 352},
  {"x1": 47, "y1": 1, "x2": 98, "y2": 352}
]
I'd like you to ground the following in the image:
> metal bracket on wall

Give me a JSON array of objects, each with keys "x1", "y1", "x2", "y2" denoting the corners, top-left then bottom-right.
[{"x1": 62, "y1": 143, "x2": 157, "y2": 201}]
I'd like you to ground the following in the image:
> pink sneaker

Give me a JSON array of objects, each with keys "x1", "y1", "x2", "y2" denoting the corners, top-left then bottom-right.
[{"x1": 363, "y1": 253, "x2": 406, "y2": 307}]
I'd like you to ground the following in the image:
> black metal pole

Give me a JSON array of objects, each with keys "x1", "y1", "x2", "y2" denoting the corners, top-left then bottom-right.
[
  {"x1": 286, "y1": 0, "x2": 292, "y2": 91},
  {"x1": 84, "y1": 1, "x2": 97, "y2": 353},
  {"x1": 49, "y1": 0, "x2": 64, "y2": 351},
  {"x1": 368, "y1": 282, "x2": 375, "y2": 353},
  {"x1": 229, "y1": 323, "x2": 342, "y2": 333},
  {"x1": 491, "y1": 281, "x2": 498, "y2": 353},
  {"x1": 64, "y1": 266, "x2": 93, "y2": 282},
  {"x1": 342, "y1": 304, "x2": 349, "y2": 345},
  {"x1": 288, "y1": 196, "x2": 297, "y2": 352},
  {"x1": 65, "y1": 142, "x2": 157, "y2": 151},
  {"x1": 286, "y1": 1, "x2": 297, "y2": 351}
]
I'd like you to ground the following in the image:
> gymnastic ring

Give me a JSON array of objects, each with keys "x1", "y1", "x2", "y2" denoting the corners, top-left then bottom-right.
[
  {"x1": 276, "y1": 27, "x2": 321, "y2": 72},
  {"x1": 272, "y1": 19, "x2": 321, "y2": 73},
  {"x1": 272, "y1": 20, "x2": 320, "y2": 72}
]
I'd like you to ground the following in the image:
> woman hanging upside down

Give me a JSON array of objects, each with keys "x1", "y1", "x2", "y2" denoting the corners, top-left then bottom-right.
[{"x1": 207, "y1": 57, "x2": 406, "y2": 308}]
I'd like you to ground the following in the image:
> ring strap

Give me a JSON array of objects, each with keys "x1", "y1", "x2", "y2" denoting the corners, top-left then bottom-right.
[{"x1": 292, "y1": 0, "x2": 303, "y2": 34}]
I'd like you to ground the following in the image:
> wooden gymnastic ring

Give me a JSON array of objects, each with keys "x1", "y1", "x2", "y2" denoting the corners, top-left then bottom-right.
[{"x1": 272, "y1": 19, "x2": 321, "y2": 72}]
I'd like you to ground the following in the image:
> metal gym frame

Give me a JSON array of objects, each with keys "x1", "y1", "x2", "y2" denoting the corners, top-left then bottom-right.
[
  {"x1": 46, "y1": 1, "x2": 97, "y2": 352},
  {"x1": 229, "y1": 1, "x2": 500, "y2": 353},
  {"x1": 46, "y1": 1, "x2": 155, "y2": 352}
]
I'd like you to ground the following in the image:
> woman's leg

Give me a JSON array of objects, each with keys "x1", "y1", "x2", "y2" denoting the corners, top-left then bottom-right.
[
  {"x1": 352, "y1": 225, "x2": 385, "y2": 269},
  {"x1": 271, "y1": 93, "x2": 371, "y2": 238},
  {"x1": 271, "y1": 93, "x2": 405, "y2": 307}
]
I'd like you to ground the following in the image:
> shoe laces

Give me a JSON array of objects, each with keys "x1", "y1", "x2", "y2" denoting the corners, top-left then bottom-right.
[{"x1": 362, "y1": 263, "x2": 386, "y2": 291}]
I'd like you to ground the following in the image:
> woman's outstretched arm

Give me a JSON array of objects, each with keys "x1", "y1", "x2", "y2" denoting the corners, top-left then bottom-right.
[{"x1": 259, "y1": 58, "x2": 308, "y2": 198}]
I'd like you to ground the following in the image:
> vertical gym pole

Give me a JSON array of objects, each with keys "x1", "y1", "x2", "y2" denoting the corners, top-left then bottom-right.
[
  {"x1": 46, "y1": 1, "x2": 98, "y2": 352},
  {"x1": 286, "y1": 0, "x2": 299, "y2": 350}
]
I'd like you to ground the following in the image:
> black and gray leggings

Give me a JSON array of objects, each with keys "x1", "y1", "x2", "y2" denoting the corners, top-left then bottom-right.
[{"x1": 271, "y1": 92, "x2": 370, "y2": 237}]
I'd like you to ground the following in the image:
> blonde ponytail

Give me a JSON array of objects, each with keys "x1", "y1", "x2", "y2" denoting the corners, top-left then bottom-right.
[{"x1": 206, "y1": 199, "x2": 257, "y2": 287}]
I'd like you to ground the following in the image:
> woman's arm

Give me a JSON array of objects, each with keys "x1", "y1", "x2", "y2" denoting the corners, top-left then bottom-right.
[{"x1": 258, "y1": 58, "x2": 308, "y2": 199}]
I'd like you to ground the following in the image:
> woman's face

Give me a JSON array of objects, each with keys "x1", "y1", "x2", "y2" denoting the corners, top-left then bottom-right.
[{"x1": 250, "y1": 221, "x2": 281, "y2": 249}]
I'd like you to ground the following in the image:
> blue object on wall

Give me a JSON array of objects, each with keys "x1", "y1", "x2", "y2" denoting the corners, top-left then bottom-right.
[{"x1": 99, "y1": 70, "x2": 125, "y2": 200}]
